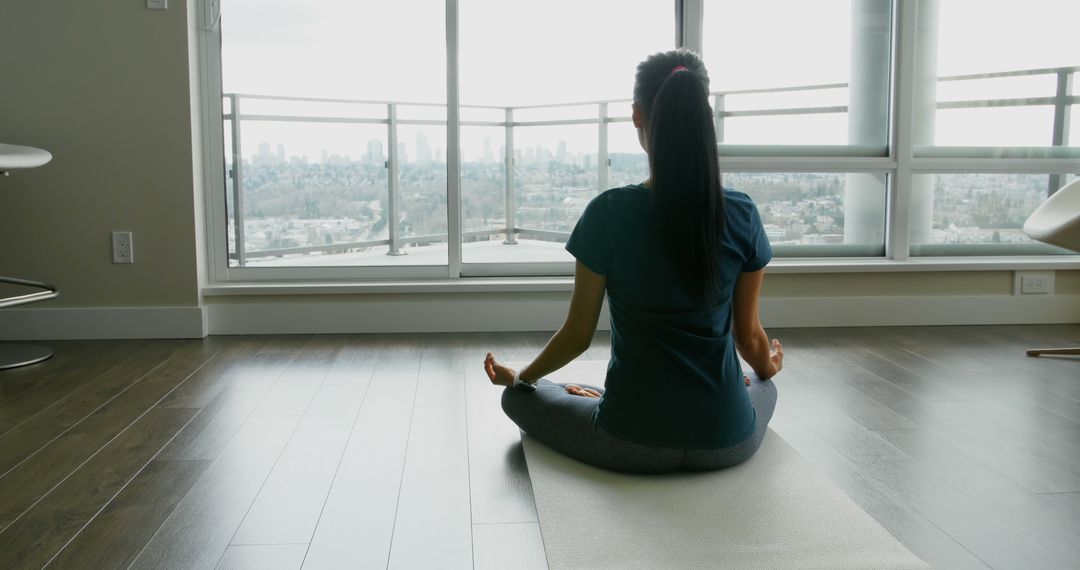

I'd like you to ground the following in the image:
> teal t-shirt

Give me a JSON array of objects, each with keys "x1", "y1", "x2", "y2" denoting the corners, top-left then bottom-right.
[{"x1": 565, "y1": 185, "x2": 773, "y2": 449}]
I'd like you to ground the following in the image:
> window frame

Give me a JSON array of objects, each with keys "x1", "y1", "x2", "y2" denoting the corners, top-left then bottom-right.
[{"x1": 194, "y1": 0, "x2": 1080, "y2": 287}]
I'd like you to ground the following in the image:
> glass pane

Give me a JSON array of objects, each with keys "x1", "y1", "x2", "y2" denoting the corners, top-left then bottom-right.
[
  {"x1": 460, "y1": 0, "x2": 672, "y2": 265},
  {"x1": 461, "y1": 106, "x2": 506, "y2": 123},
  {"x1": 514, "y1": 124, "x2": 598, "y2": 247},
  {"x1": 228, "y1": 122, "x2": 395, "y2": 268},
  {"x1": 220, "y1": 0, "x2": 446, "y2": 268},
  {"x1": 515, "y1": 105, "x2": 603, "y2": 123},
  {"x1": 724, "y1": 172, "x2": 887, "y2": 256},
  {"x1": 1072, "y1": 106, "x2": 1079, "y2": 146},
  {"x1": 703, "y1": 0, "x2": 891, "y2": 149},
  {"x1": 239, "y1": 99, "x2": 386, "y2": 120},
  {"x1": 396, "y1": 125, "x2": 448, "y2": 263},
  {"x1": 607, "y1": 120, "x2": 649, "y2": 188},
  {"x1": 913, "y1": 0, "x2": 1080, "y2": 154},
  {"x1": 462, "y1": 127, "x2": 509, "y2": 256},
  {"x1": 930, "y1": 107, "x2": 1056, "y2": 148},
  {"x1": 723, "y1": 114, "x2": 849, "y2": 146},
  {"x1": 910, "y1": 173, "x2": 1078, "y2": 256}
]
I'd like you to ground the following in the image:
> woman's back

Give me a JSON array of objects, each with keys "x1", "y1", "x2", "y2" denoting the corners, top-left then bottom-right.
[{"x1": 566, "y1": 184, "x2": 772, "y2": 448}]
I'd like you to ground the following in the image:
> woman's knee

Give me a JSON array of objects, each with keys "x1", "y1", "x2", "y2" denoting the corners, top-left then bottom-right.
[{"x1": 500, "y1": 386, "x2": 521, "y2": 419}]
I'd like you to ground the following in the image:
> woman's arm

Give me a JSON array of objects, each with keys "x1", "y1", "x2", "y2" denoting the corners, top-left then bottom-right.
[
  {"x1": 732, "y1": 268, "x2": 783, "y2": 379},
  {"x1": 518, "y1": 261, "x2": 607, "y2": 383},
  {"x1": 486, "y1": 261, "x2": 606, "y2": 387}
]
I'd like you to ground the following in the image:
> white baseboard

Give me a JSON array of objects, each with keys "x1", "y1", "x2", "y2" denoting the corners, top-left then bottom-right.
[
  {"x1": 1, "y1": 295, "x2": 1076, "y2": 339},
  {"x1": 0, "y1": 306, "x2": 207, "y2": 340},
  {"x1": 759, "y1": 295, "x2": 1080, "y2": 328},
  {"x1": 207, "y1": 294, "x2": 1079, "y2": 335}
]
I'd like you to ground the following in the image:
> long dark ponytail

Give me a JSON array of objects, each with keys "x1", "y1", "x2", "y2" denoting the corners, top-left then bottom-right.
[{"x1": 634, "y1": 49, "x2": 725, "y2": 305}]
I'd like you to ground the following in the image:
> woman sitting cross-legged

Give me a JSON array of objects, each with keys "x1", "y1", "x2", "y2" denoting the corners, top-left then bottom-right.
[{"x1": 483, "y1": 49, "x2": 783, "y2": 475}]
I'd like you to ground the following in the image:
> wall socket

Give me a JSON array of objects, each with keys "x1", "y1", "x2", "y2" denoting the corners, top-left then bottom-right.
[
  {"x1": 1014, "y1": 271, "x2": 1054, "y2": 295},
  {"x1": 112, "y1": 231, "x2": 134, "y2": 264}
]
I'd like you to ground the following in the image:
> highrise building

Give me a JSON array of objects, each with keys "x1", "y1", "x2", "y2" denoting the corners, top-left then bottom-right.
[
  {"x1": 255, "y1": 142, "x2": 273, "y2": 165},
  {"x1": 366, "y1": 139, "x2": 384, "y2": 165},
  {"x1": 416, "y1": 131, "x2": 432, "y2": 164}
]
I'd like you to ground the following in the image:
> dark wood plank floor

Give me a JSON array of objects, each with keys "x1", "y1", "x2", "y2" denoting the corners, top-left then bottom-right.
[{"x1": 0, "y1": 325, "x2": 1078, "y2": 569}]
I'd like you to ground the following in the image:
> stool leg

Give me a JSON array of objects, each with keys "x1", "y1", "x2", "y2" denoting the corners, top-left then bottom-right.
[
  {"x1": 1026, "y1": 346, "x2": 1080, "y2": 357},
  {"x1": 1, "y1": 276, "x2": 60, "y2": 370},
  {"x1": 0, "y1": 344, "x2": 54, "y2": 369}
]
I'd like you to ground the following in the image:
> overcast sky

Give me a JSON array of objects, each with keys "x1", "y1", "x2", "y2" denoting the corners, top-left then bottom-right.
[{"x1": 220, "y1": 0, "x2": 1079, "y2": 162}]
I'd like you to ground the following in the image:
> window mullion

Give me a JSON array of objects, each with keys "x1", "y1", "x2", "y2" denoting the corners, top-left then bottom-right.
[
  {"x1": 446, "y1": 0, "x2": 463, "y2": 278},
  {"x1": 886, "y1": 0, "x2": 917, "y2": 261},
  {"x1": 679, "y1": 0, "x2": 704, "y2": 54}
]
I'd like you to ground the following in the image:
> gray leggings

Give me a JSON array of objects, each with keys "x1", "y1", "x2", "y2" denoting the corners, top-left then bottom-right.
[{"x1": 501, "y1": 375, "x2": 777, "y2": 474}]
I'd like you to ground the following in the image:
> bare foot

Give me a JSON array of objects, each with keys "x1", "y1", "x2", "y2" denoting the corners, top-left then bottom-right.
[
  {"x1": 483, "y1": 353, "x2": 516, "y2": 387},
  {"x1": 565, "y1": 385, "x2": 602, "y2": 398}
]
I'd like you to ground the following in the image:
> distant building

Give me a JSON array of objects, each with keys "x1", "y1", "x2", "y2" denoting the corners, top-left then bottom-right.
[
  {"x1": 366, "y1": 139, "x2": 384, "y2": 165},
  {"x1": 416, "y1": 132, "x2": 432, "y2": 164}
]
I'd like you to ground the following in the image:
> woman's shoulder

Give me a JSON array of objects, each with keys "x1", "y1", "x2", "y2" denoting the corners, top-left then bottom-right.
[
  {"x1": 600, "y1": 183, "x2": 649, "y2": 200},
  {"x1": 588, "y1": 184, "x2": 650, "y2": 211},
  {"x1": 722, "y1": 187, "x2": 756, "y2": 208}
]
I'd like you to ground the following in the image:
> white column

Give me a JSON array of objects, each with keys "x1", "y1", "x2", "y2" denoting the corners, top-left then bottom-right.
[
  {"x1": 844, "y1": 0, "x2": 891, "y2": 246},
  {"x1": 446, "y1": 0, "x2": 462, "y2": 275},
  {"x1": 908, "y1": 0, "x2": 939, "y2": 247}
]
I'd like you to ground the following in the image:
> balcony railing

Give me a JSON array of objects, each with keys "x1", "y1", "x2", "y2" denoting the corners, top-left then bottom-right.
[{"x1": 222, "y1": 65, "x2": 1079, "y2": 265}]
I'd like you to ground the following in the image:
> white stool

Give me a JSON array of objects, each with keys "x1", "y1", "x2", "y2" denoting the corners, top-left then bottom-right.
[
  {"x1": 1023, "y1": 178, "x2": 1080, "y2": 357},
  {"x1": 1, "y1": 143, "x2": 59, "y2": 369}
]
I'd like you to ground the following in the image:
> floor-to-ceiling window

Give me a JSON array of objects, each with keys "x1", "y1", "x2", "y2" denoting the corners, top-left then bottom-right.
[
  {"x1": 907, "y1": 0, "x2": 1079, "y2": 256},
  {"x1": 703, "y1": 0, "x2": 892, "y2": 257},
  {"x1": 200, "y1": 0, "x2": 1079, "y2": 284},
  {"x1": 456, "y1": 0, "x2": 673, "y2": 274},
  {"x1": 217, "y1": 0, "x2": 448, "y2": 278}
]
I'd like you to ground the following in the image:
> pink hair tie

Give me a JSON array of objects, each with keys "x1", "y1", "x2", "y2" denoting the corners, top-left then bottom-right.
[{"x1": 670, "y1": 65, "x2": 689, "y2": 74}]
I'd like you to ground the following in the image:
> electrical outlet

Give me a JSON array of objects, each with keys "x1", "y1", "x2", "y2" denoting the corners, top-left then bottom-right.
[
  {"x1": 112, "y1": 231, "x2": 134, "y2": 264},
  {"x1": 1014, "y1": 271, "x2": 1054, "y2": 295}
]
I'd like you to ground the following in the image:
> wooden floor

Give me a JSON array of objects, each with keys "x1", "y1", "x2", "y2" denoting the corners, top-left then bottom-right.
[{"x1": 0, "y1": 325, "x2": 1078, "y2": 569}]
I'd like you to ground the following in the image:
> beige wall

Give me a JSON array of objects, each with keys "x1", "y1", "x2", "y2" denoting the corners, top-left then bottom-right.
[{"x1": 0, "y1": 0, "x2": 200, "y2": 308}]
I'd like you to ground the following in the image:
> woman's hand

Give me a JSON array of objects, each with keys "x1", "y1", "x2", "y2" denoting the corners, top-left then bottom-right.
[
  {"x1": 484, "y1": 353, "x2": 516, "y2": 387},
  {"x1": 565, "y1": 385, "x2": 602, "y2": 398},
  {"x1": 769, "y1": 339, "x2": 784, "y2": 376}
]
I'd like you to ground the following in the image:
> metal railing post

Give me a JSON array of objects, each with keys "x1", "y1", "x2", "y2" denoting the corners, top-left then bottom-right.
[
  {"x1": 503, "y1": 107, "x2": 517, "y2": 244},
  {"x1": 598, "y1": 102, "x2": 609, "y2": 191},
  {"x1": 713, "y1": 94, "x2": 725, "y2": 143},
  {"x1": 1049, "y1": 69, "x2": 1073, "y2": 195},
  {"x1": 229, "y1": 94, "x2": 246, "y2": 267},
  {"x1": 386, "y1": 103, "x2": 405, "y2": 255}
]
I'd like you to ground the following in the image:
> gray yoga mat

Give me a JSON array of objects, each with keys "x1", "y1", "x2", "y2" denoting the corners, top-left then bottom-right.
[{"x1": 523, "y1": 432, "x2": 931, "y2": 569}]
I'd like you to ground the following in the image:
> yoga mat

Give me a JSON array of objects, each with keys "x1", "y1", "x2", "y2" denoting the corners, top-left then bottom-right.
[
  {"x1": 523, "y1": 433, "x2": 930, "y2": 569},
  {"x1": 517, "y1": 363, "x2": 930, "y2": 569}
]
